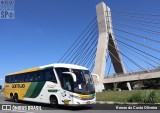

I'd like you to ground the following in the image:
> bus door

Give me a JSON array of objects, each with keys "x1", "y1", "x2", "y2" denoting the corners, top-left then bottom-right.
[{"x1": 61, "y1": 73, "x2": 74, "y2": 105}]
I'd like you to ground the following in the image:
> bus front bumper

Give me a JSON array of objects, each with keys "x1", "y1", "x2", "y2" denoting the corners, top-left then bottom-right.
[{"x1": 73, "y1": 98, "x2": 96, "y2": 105}]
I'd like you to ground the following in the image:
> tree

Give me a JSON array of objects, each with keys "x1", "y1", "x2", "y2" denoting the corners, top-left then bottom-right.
[{"x1": 0, "y1": 85, "x2": 2, "y2": 90}]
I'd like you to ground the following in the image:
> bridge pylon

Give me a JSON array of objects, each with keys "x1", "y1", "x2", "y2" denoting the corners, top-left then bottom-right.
[{"x1": 93, "y1": 2, "x2": 129, "y2": 92}]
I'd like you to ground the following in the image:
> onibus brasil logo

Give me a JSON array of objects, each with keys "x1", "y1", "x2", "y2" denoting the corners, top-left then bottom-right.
[{"x1": 0, "y1": 0, "x2": 15, "y2": 19}]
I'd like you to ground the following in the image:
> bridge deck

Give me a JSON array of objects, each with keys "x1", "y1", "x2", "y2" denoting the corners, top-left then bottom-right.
[{"x1": 103, "y1": 70, "x2": 160, "y2": 83}]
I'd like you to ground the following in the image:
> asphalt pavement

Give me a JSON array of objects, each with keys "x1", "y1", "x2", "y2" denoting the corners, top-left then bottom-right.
[{"x1": 0, "y1": 93, "x2": 160, "y2": 113}]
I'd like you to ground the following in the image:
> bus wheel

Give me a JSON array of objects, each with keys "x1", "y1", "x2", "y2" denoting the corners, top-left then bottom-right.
[
  {"x1": 10, "y1": 93, "x2": 14, "y2": 102},
  {"x1": 50, "y1": 96, "x2": 58, "y2": 108},
  {"x1": 14, "y1": 93, "x2": 19, "y2": 103}
]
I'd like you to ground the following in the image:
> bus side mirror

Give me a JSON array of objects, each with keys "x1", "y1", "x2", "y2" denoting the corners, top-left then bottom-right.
[
  {"x1": 91, "y1": 73, "x2": 99, "y2": 82},
  {"x1": 62, "y1": 72, "x2": 77, "y2": 82}
]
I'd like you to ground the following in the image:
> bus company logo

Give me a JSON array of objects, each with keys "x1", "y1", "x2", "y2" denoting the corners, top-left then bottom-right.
[
  {"x1": 12, "y1": 84, "x2": 25, "y2": 88},
  {"x1": 0, "y1": 0, "x2": 15, "y2": 19},
  {"x1": 2, "y1": 105, "x2": 11, "y2": 110}
]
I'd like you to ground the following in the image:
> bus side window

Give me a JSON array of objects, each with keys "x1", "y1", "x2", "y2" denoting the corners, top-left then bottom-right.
[
  {"x1": 5, "y1": 76, "x2": 9, "y2": 83},
  {"x1": 31, "y1": 72, "x2": 37, "y2": 82},
  {"x1": 26, "y1": 74, "x2": 30, "y2": 82},
  {"x1": 12, "y1": 76, "x2": 15, "y2": 83},
  {"x1": 34, "y1": 72, "x2": 38, "y2": 81},
  {"x1": 17, "y1": 74, "x2": 20, "y2": 83},
  {"x1": 45, "y1": 70, "x2": 52, "y2": 81},
  {"x1": 21, "y1": 74, "x2": 25, "y2": 82},
  {"x1": 37, "y1": 71, "x2": 44, "y2": 81},
  {"x1": 8, "y1": 76, "x2": 12, "y2": 83},
  {"x1": 45, "y1": 69, "x2": 57, "y2": 83},
  {"x1": 15, "y1": 75, "x2": 18, "y2": 82}
]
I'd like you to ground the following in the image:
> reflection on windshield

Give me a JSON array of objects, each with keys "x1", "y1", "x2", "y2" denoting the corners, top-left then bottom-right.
[{"x1": 71, "y1": 69, "x2": 95, "y2": 94}]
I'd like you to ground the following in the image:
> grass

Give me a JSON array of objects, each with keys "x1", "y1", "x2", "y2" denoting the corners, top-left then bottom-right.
[{"x1": 96, "y1": 90, "x2": 160, "y2": 103}]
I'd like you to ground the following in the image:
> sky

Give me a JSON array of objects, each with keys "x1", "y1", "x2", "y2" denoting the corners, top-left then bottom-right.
[{"x1": 0, "y1": 0, "x2": 160, "y2": 86}]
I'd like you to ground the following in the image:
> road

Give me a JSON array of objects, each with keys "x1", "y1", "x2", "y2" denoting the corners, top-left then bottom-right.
[{"x1": 0, "y1": 92, "x2": 160, "y2": 113}]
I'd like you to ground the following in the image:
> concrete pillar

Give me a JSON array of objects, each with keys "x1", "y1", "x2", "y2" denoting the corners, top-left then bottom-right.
[
  {"x1": 93, "y1": 2, "x2": 127, "y2": 92},
  {"x1": 127, "y1": 82, "x2": 132, "y2": 91},
  {"x1": 93, "y1": 2, "x2": 109, "y2": 92}
]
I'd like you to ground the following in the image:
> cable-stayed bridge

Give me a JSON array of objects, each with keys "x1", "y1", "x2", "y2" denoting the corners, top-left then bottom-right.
[{"x1": 58, "y1": 2, "x2": 160, "y2": 92}]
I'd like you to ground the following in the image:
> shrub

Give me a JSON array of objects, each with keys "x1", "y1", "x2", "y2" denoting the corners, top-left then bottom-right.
[
  {"x1": 144, "y1": 91, "x2": 158, "y2": 103},
  {"x1": 128, "y1": 90, "x2": 158, "y2": 103},
  {"x1": 128, "y1": 92, "x2": 143, "y2": 102}
]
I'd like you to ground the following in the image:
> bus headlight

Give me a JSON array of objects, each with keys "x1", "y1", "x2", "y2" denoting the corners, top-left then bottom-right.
[{"x1": 70, "y1": 94, "x2": 81, "y2": 99}]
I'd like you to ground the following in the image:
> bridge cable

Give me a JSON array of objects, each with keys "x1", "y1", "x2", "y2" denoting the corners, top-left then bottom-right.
[
  {"x1": 70, "y1": 24, "x2": 98, "y2": 63},
  {"x1": 74, "y1": 30, "x2": 98, "y2": 64},
  {"x1": 113, "y1": 33, "x2": 160, "y2": 53},
  {"x1": 107, "y1": 42, "x2": 147, "y2": 71},
  {"x1": 118, "y1": 42, "x2": 160, "y2": 66},
  {"x1": 111, "y1": 11, "x2": 160, "y2": 21},
  {"x1": 81, "y1": 38, "x2": 98, "y2": 66},
  {"x1": 107, "y1": 49, "x2": 133, "y2": 74},
  {"x1": 111, "y1": 16, "x2": 160, "y2": 29},
  {"x1": 117, "y1": 44, "x2": 157, "y2": 68},
  {"x1": 111, "y1": 11, "x2": 160, "y2": 17},
  {"x1": 108, "y1": 26, "x2": 160, "y2": 44},
  {"x1": 116, "y1": 39, "x2": 160, "y2": 61},
  {"x1": 58, "y1": 17, "x2": 97, "y2": 63},
  {"x1": 112, "y1": 21, "x2": 160, "y2": 36}
]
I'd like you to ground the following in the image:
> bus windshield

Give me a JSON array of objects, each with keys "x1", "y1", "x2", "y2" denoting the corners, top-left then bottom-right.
[{"x1": 71, "y1": 69, "x2": 95, "y2": 94}]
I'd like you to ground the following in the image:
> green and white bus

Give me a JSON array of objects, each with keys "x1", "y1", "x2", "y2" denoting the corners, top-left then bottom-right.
[{"x1": 4, "y1": 64, "x2": 97, "y2": 106}]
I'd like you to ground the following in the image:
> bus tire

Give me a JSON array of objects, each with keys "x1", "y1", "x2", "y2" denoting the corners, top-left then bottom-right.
[
  {"x1": 50, "y1": 96, "x2": 58, "y2": 108},
  {"x1": 10, "y1": 93, "x2": 14, "y2": 102},
  {"x1": 14, "y1": 93, "x2": 19, "y2": 103}
]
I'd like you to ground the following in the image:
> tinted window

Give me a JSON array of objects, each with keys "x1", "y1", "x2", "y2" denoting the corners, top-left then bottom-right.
[
  {"x1": 37, "y1": 71, "x2": 44, "y2": 81},
  {"x1": 44, "y1": 69, "x2": 57, "y2": 83},
  {"x1": 5, "y1": 69, "x2": 57, "y2": 83},
  {"x1": 55, "y1": 68, "x2": 69, "y2": 81}
]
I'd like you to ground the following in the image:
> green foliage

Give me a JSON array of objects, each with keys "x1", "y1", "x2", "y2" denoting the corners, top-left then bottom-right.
[
  {"x1": 128, "y1": 92, "x2": 143, "y2": 102},
  {"x1": 128, "y1": 90, "x2": 158, "y2": 103},
  {"x1": 144, "y1": 91, "x2": 158, "y2": 103},
  {"x1": 143, "y1": 80, "x2": 157, "y2": 87},
  {"x1": 96, "y1": 90, "x2": 160, "y2": 103}
]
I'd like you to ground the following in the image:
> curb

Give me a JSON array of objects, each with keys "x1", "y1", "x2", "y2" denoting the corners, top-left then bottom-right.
[{"x1": 96, "y1": 101, "x2": 160, "y2": 105}]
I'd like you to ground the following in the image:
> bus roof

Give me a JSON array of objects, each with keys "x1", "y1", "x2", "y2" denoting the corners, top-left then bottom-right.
[{"x1": 6, "y1": 63, "x2": 88, "y2": 76}]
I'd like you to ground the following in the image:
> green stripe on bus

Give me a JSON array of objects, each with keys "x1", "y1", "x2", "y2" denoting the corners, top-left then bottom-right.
[
  {"x1": 29, "y1": 81, "x2": 46, "y2": 98},
  {"x1": 48, "y1": 89, "x2": 58, "y2": 92},
  {"x1": 24, "y1": 82, "x2": 38, "y2": 97}
]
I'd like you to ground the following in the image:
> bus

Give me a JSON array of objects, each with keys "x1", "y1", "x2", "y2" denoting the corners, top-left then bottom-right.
[{"x1": 4, "y1": 64, "x2": 97, "y2": 106}]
